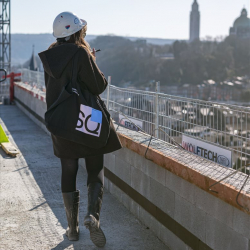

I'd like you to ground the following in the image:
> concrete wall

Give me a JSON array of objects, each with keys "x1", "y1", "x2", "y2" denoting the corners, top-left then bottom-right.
[
  {"x1": 14, "y1": 82, "x2": 250, "y2": 250},
  {"x1": 14, "y1": 83, "x2": 49, "y2": 135},
  {"x1": 102, "y1": 148, "x2": 250, "y2": 250}
]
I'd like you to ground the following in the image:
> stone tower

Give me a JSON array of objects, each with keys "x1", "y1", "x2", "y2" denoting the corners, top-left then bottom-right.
[{"x1": 189, "y1": 0, "x2": 200, "y2": 42}]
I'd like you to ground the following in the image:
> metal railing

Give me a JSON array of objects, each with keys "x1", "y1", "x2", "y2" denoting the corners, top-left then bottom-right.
[
  {"x1": 20, "y1": 68, "x2": 45, "y2": 91},
  {"x1": 19, "y1": 69, "x2": 250, "y2": 172},
  {"x1": 101, "y1": 80, "x2": 250, "y2": 173},
  {"x1": 0, "y1": 69, "x2": 9, "y2": 100}
]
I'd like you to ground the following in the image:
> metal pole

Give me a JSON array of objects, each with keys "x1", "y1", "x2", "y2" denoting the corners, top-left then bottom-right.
[
  {"x1": 28, "y1": 67, "x2": 31, "y2": 85},
  {"x1": 20, "y1": 64, "x2": 23, "y2": 83},
  {"x1": 9, "y1": 0, "x2": 11, "y2": 74},
  {"x1": 107, "y1": 76, "x2": 111, "y2": 111},
  {"x1": 0, "y1": 0, "x2": 11, "y2": 98},
  {"x1": 37, "y1": 68, "x2": 39, "y2": 89},
  {"x1": 0, "y1": 3, "x2": 3, "y2": 98},
  {"x1": 155, "y1": 81, "x2": 160, "y2": 138},
  {"x1": 9, "y1": 72, "x2": 14, "y2": 103}
]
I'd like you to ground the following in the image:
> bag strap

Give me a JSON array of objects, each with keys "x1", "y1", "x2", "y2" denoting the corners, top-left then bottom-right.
[
  {"x1": 71, "y1": 49, "x2": 80, "y2": 90},
  {"x1": 71, "y1": 49, "x2": 102, "y2": 95}
]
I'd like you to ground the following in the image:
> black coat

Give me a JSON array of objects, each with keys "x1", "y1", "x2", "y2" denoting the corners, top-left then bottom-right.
[{"x1": 38, "y1": 43, "x2": 122, "y2": 159}]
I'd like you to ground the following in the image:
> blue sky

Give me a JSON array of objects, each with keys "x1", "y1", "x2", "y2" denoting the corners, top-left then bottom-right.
[{"x1": 13, "y1": 0, "x2": 250, "y2": 39}]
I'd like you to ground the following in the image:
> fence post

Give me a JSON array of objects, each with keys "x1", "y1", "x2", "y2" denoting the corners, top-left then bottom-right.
[
  {"x1": 155, "y1": 81, "x2": 160, "y2": 138},
  {"x1": 28, "y1": 67, "x2": 31, "y2": 85},
  {"x1": 20, "y1": 65, "x2": 23, "y2": 83},
  {"x1": 37, "y1": 68, "x2": 39, "y2": 89},
  {"x1": 107, "y1": 76, "x2": 111, "y2": 111},
  {"x1": 9, "y1": 72, "x2": 14, "y2": 104}
]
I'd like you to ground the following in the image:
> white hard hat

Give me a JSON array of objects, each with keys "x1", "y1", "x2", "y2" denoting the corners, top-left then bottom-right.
[{"x1": 53, "y1": 11, "x2": 87, "y2": 38}]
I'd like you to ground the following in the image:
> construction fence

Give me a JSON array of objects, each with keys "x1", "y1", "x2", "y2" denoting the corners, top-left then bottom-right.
[{"x1": 19, "y1": 69, "x2": 250, "y2": 173}]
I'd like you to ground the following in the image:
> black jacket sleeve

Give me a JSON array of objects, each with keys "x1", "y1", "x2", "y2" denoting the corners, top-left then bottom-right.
[{"x1": 77, "y1": 47, "x2": 108, "y2": 96}]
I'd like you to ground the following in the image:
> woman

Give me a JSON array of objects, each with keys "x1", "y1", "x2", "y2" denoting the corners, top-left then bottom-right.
[{"x1": 38, "y1": 12, "x2": 122, "y2": 247}]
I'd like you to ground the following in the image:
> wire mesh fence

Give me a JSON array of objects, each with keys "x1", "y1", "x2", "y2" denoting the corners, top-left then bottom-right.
[
  {"x1": 101, "y1": 82, "x2": 250, "y2": 173},
  {"x1": 0, "y1": 68, "x2": 9, "y2": 101},
  {"x1": 0, "y1": 77, "x2": 9, "y2": 100},
  {"x1": 102, "y1": 84, "x2": 156, "y2": 136},
  {"x1": 19, "y1": 69, "x2": 250, "y2": 173},
  {"x1": 20, "y1": 68, "x2": 45, "y2": 91}
]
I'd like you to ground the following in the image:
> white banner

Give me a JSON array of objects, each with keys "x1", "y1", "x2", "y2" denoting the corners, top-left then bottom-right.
[
  {"x1": 182, "y1": 135, "x2": 232, "y2": 168},
  {"x1": 119, "y1": 114, "x2": 143, "y2": 131}
]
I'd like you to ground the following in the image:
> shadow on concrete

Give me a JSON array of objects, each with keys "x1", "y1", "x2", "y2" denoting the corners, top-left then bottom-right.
[{"x1": 0, "y1": 105, "x2": 167, "y2": 250}]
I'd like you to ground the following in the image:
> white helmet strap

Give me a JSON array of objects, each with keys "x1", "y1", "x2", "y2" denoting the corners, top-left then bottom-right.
[
  {"x1": 56, "y1": 35, "x2": 71, "y2": 42},
  {"x1": 65, "y1": 36, "x2": 71, "y2": 41}
]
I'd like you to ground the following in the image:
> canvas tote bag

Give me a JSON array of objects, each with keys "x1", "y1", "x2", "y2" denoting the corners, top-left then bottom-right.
[{"x1": 44, "y1": 50, "x2": 111, "y2": 148}]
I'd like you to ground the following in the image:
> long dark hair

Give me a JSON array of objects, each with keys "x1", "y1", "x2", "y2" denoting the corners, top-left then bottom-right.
[{"x1": 49, "y1": 26, "x2": 93, "y2": 58}]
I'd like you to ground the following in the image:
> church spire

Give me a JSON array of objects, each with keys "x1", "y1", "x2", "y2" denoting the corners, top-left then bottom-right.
[{"x1": 29, "y1": 45, "x2": 38, "y2": 71}]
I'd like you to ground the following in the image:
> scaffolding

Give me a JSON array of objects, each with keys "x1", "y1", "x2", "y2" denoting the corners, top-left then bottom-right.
[{"x1": 0, "y1": 0, "x2": 10, "y2": 99}]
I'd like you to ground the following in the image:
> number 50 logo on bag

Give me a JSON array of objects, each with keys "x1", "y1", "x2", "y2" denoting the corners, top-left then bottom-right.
[{"x1": 75, "y1": 104, "x2": 102, "y2": 137}]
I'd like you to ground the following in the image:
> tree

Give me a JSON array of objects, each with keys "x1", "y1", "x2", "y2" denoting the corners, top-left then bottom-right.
[{"x1": 89, "y1": 35, "x2": 250, "y2": 87}]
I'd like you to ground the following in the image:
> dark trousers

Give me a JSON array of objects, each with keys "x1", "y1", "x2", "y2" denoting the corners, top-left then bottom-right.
[{"x1": 60, "y1": 154, "x2": 104, "y2": 193}]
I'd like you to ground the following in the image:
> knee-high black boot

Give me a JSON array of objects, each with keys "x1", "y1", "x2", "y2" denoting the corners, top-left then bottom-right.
[
  {"x1": 84, "y1": 182, "x2": 106, "y2": 247},
  {"x1": 62, "y1": 190, "x2": 80, "y2": 241}
]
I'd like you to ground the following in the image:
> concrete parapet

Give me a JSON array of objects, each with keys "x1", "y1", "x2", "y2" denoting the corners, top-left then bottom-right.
[{"x1": 14, "y1": 82, "x2": 250, "y2": 250}]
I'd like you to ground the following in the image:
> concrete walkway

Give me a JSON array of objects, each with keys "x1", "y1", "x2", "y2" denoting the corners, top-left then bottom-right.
[{"x1": 0, "y1": 105, "x2": 167, "y2": 250}]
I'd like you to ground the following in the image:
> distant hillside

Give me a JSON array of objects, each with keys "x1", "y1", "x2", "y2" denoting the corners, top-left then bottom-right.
[
  {"x1": 11, "y1": 33, "x2": 177, "y2": 65},
  {"x1": 11, "y1": 34, "x2": 97, "y2": 65}
]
